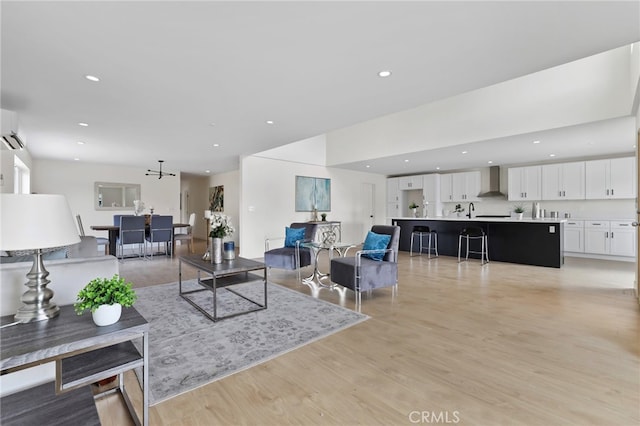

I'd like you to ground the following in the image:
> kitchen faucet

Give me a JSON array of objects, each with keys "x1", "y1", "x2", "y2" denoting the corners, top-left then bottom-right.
[{"x1": 467, "y1": 202, "x2": 475, "y2": 218}]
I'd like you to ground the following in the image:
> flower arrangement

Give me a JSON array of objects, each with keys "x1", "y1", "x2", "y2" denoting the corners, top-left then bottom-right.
[
  {"x1": 513, "y1": 204, "x2": 525, "y2": 213},
  {"x1": 409, "y1": 202, "x2": 419, "y2": 209},
  {"x1": 209, "y1": 213, "x2": 234, "y2": 238},
  {"x1": 454, "y1": 204, "x2": 465, "y2": 213}
]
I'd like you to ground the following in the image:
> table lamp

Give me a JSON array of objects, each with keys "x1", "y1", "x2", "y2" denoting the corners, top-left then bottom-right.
[{"x1": 0, "y1": 194, "x2": 80, "y2": 322}]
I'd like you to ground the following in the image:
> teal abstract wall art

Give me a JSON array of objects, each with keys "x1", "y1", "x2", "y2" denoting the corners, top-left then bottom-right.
[{"x1": 295, "y1": 176, "x2": 331, "y2": 212}]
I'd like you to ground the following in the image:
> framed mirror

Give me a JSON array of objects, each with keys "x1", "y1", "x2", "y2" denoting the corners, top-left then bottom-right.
[{"x1": 95, "y1": 182, "x2": 141, "y2": 210}]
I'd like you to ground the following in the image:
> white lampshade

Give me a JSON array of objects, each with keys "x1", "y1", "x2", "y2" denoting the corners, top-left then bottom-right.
[{"x1": 0, "y1": 194, "x2": 80, "y2": 250}]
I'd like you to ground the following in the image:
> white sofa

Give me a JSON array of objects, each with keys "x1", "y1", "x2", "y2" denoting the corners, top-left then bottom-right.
[{"x1": 0, "y1": 237, "x2": 119, "y2": 396}]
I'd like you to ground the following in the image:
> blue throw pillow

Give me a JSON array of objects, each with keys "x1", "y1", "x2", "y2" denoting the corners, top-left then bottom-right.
[
  {"x1": 362, "y1": 231, "x2": 391, "y2": 261},
  {"x1": 284, "y1": 227, "x2": 306, "y2": 248}
]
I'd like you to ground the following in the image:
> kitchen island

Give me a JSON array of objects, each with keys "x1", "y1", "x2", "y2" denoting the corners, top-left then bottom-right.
[{"x1": 391, "y1": 217, "x2": 565, "y2": 268}]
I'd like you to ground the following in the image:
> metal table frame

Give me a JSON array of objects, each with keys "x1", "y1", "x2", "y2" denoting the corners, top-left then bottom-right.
[
  {"x1": 301, "y1": 241, "x2": 355, "y2": 286},
  {"x1": 179, "y1": 255, "x2": 267, "y2": 321}
]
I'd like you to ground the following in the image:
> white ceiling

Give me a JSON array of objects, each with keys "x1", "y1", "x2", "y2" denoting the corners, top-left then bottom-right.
[
  {"x1": 2, "y1": 1, "x2": 639, "y2": 177},
  {"x1": 337, "y1": 116, "x2": 639, "y2": 176}
]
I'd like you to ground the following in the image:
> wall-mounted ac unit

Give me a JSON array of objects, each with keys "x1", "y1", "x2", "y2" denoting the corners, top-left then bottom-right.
[{"x1": 1, "y1": 109, "x2": 24, "y2": 150}]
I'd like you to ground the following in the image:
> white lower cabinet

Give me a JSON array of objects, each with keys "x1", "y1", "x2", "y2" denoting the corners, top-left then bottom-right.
[
  {"x1": 609, "y1": 221, "x2": 636, "y2": 257},
  {"x1": 387, "y1": 202, "x2": 400, "y2": 218},
  {"x1": 564, "y1": 220, "x2": 584, "y2": 253},
  {"x1": 584, "y1": 222, "x2": 609, "y2": 255},
  {"x1": 583, "y1": 220, "x2": 636, "y2": 257}
]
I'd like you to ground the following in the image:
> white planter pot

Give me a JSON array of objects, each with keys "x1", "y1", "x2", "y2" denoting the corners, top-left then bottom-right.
[{"x1": 92, "y1": 303, "x2": 122, "y2": 326}]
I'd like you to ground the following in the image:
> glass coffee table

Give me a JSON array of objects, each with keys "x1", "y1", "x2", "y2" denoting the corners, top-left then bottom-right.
[
  {"x1": 178, "y1": 255, "x2": 267, "y2": 321},
  {"x1": 300, "y1": 241, "x2": 356, "y2": 286}
]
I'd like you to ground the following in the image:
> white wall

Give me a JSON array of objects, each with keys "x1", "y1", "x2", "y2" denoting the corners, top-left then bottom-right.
[
  {"x1": 326, "y1": 45, "x2": 633, "y2": 165},
  {"x1": 208, "y1": 170, "x2": 240, "y2": 246},
  {"x1": 1, "y1": 149, "x2": 33, "y2": 194},
  {"x1": 630, "y1": 42, "x2": 640, "y2": 112},
  {"x1": 257, "y1": 134, "x2": 327, "y2": 166},
  {"x1": 239, "y1": 155, "x2": 387, "y2": 259},
  {"x1": 32, "y1": 159, "x2": 180, "y2": 237}
]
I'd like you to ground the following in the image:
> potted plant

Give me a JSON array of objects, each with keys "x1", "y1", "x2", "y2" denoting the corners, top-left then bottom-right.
[
  {"x1": 454, "y1": 204, "x2": 465, "y2": 217},
  {"x1": 512, "y1": 204, "x2": 525, "y2": 220},
  {"x1": 320, "y1": 213, "x2": 327, "y2": 221},
  {"x1": 74, "y1": 275, "x2": 137, "y2": 326},
  {"x1": 409, "y1": 202, "x2": 420, "y2": 217}
]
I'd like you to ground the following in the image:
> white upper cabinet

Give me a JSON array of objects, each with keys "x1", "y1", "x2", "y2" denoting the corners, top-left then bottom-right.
[
  {"x1": 440, "y1": 172, "x2": 480, "y2": 202},
  {"x1": 386, "y1": 178, "x2": 400, "y2": 203},
  {"x1": 541, "y1": 162, "x2": 585, "y2": 200},
  {"x1": 398, "y1": 175, "x2": 423, "y2": 190},
  {"x1": 440, "y1": 174, "x2": 453, "y2": 202},
  {"x1": 452, "y1": 171, "x2": 480, "y2": 201},
  {"x1": 422, "y1": 174, "x2": 442, "y2": 217},
  {"x1": 508, "y1": 166, "x2": 542, "y2": 201},
  {"x1": 585, "y1": 157, "x2": 635, "y2": 199},
  {"x1": 422, "y1": 174, "x2": 440, "y2": 202}
]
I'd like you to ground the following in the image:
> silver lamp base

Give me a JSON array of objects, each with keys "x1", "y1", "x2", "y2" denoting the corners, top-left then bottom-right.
[{"x1": 14, "y1": 249, "x2": 60, "y2": 323}]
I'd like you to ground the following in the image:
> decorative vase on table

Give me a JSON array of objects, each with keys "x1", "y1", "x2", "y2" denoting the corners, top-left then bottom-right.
[
  {"x1": 412, "y1": 208, "x2": 418, "y2": 218},
  {"x1": 92, "y1": 303, "x2": 122, "y2": 326},
  {"x1": 211, "y1": 237, "x2": 223, "y2": 264}
]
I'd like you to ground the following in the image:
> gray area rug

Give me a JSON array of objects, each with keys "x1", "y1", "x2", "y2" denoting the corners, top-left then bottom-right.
[{"x1": 133, "y1": 279, "x2": 368, "y2": 405}]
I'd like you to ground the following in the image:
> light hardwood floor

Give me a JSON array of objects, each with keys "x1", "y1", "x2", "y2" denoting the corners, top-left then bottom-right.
[{"x1": 97, "y1": 239, "x2": 639, "y2": 425}]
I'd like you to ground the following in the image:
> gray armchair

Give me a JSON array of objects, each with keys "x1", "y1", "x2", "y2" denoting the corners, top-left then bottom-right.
[
  {"x1": 329, "y1": 225, "x2": 400, "y2": 307},
  {"x1": 264, "y1": 222, "x2": 318, "y2": 282}
]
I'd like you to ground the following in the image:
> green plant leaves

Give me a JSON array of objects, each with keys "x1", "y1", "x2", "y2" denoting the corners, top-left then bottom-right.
[{"x1": 74, "y1": 274, "x2": 137, "y2": 315}]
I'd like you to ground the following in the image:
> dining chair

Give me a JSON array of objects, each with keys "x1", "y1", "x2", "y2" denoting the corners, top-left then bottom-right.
[
  {"x1": 117, "y1": 215, "x2": 146, "y2": 260},
  {"x1": 174, "y1": 213, "x2": 196, "y2": 254},
  {"x1": 145, "y1": 215, "x2": 173, "y2": 259},
  {"x1": 76, "y1": 214, "x2": 108, "y2": 255}
]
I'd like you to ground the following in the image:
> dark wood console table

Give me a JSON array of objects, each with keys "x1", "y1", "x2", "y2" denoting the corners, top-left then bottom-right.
[{"x1": 1, "y1": 305, "x2": 149, "y2": 425}]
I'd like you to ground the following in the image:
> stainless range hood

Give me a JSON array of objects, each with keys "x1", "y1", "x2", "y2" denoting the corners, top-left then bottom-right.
[{"x1": 477, "y1": 166, "x2": 506, "y2": 198}]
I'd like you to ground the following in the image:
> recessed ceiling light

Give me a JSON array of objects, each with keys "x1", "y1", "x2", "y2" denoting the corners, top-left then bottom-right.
[
  {"x1": 365, "y1": 165, "x2": 370, "y2": 168},
  {"x1": 213, "y1": 143, "x2": 220, "y2": 147},
  {"x1": 78, "y1": 122, "x2": 88, "y2": 127},
  {"x1": 378, "y1": 70, "x2": 392, "y2": 78},
  {"x1": 404, "y1": 159, "x2": 409, "y2": 163},
  {"x1": 73, "y1": 157, "x2": 80, "y2": 161},
  {"x1": 488, "y1": 160, "x2": 493, "y2": 164},
  {"x1": 549, "y1": 154, "x2": 556, "y2": 157},
  {"x1": 205, "y1": 170, "x2": 211, "y2": 173},
  {"x1": 436, "y1": 167, "x2": 440, "y2": 170},
  {"x1": 266, "y1": 120, "x2": 274, "y2": 125},
  {"x1": 533, "y1": 140, "x2": 540, "y2": 144},
  {"x1": 77, "y1": 141, "x2": 85, "y2": 145},
  {"x1": 461, "y1": 151, "x2": 468, "y2": 154},
  {"x1": 633, "y1": 145, "x2": 637, "y2": 149},
  {"x1": 209, "y1": 123, "x2": 216, "y2": 127},
  {"x1": 84, "y1": 75, "x2": 100, "y2": 82}
]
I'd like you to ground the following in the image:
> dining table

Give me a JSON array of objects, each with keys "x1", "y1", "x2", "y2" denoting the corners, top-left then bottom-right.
[{"x1": 90, "y1": 223, "x2": 189, "y2": 256}]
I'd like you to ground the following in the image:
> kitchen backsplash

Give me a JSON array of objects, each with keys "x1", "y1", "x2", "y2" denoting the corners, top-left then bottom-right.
[{"x1": 439, "y1": 198, "x2": 636, "y2": 220}]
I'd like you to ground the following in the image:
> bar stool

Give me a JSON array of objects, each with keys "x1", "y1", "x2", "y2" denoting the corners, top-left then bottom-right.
[
  {"x1": 458, "y1": 226, "x2": 489, "y2": 264},
  {"x1": 410, "y1": 225, "x2": 438, "y2": 258}
]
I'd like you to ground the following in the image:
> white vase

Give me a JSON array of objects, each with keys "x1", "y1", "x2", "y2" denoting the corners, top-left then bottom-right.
[
  {"x1": 92, "y1": 303, "x2": 122, "y2": 326},
  {"x1": 412, "y1": 208, "x2": 418, "y2": 218},
  {"x1": 211, "y1": 237, "x2": 223, "y2": 264}
]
